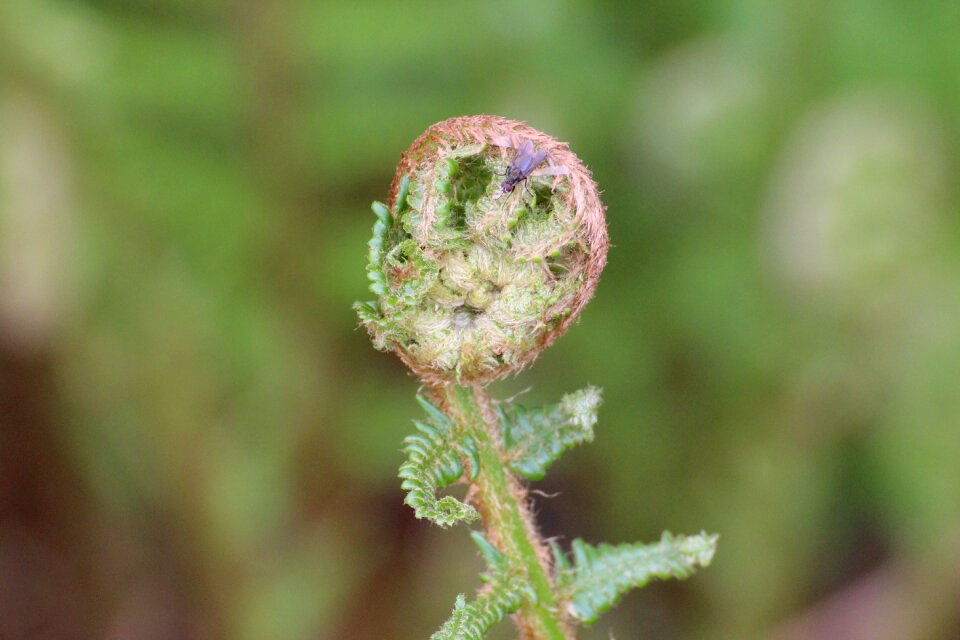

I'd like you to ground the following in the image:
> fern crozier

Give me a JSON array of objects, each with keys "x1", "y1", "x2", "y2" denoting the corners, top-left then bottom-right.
[{"x1": 354, "y1": 115, "x2": 608, "y2": 384}]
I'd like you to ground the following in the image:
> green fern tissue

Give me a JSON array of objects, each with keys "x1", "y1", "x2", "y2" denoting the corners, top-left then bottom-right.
[{"x1": 354, "y1": 115, "x2": 717, "y2": 640}]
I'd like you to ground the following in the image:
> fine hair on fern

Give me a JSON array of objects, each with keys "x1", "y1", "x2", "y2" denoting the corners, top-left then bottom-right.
[{"x1": 355, "y1": 115, "x2": 717, "y2": 639}]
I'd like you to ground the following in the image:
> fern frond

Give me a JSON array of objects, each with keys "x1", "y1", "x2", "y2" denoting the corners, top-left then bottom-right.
[
  {"x1": 394, "y1": 174, "x2": 411, "y2": 214},
  {"x1": 497, "y1": 386, "x2": 602, "y2": 480},
  {"x1": 557, "y1": 531, "x2": 718, "y2": 624},
  {"x1": 430, "y1": 533, "x2": 536, "y2": 640},
  {"x1": 365, "y1": 201, "x2": 391, "y2": 296},
  {"x1": 398, "y1": 395, "x2": 480, "y2": 527},
  {"x1": 354, "y1": 200, "x2": 404, "y2": 350}
]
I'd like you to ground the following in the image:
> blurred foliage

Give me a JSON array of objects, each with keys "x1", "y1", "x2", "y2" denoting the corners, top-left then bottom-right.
[{"x1": 1, "y1": 0, "x2": 959, "y2": 639}]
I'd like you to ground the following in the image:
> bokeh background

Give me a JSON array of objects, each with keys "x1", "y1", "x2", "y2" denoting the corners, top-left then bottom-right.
[{"x1": 2, "y1": 1, "x2": 959, "y2": 638}]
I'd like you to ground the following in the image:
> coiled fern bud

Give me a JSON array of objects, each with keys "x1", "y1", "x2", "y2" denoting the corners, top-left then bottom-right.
[{"x1": 355, "y1": 115, "x2": 608, "y2": 384}]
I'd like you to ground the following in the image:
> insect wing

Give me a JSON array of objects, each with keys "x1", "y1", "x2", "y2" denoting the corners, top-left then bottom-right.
[
  {"x1": 512, "y1": 141, "x2": 547, "y2": 174},
  {"x1": 523, "y1": 149, "x2": 548, "y2": 173},
  {"x1": 531, "y1": 165, "x2": 569, "y2": 177},
  {"x1": 514, "y1": 139, "x2": 535, "y2": 159}
]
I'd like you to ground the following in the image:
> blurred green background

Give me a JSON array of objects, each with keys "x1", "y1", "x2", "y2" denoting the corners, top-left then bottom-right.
[{"x1": 2, "y1": 1, "x2": 959, "y2": 638}]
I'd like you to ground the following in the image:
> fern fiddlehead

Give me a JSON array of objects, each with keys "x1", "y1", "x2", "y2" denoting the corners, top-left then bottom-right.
[{"x1": 354, "y1": 115, "x2": 717, "y2": 639}]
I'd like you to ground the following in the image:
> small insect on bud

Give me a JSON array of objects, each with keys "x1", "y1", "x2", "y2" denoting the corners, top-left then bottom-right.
[
  {"x1": 500, "y1": 140, "x2": 547, "y2": 194},
  {"x1": 494, "y1": 139, "x2": 571, "y2": 201}
]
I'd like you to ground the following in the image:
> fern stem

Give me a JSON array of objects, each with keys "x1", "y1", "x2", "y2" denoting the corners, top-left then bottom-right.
[{"x1": 440, "y1": 384, "x2": 572, "y2": 640}]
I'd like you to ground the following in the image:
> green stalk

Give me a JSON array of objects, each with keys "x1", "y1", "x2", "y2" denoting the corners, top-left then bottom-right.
[{"x1": 440, "y1": 384, "x2": 571, "y2": 640}]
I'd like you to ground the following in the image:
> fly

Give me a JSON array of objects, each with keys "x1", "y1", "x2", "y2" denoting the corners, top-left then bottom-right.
[{"x1": 499, "y1": 140, "x2": 548, "y2": 195}]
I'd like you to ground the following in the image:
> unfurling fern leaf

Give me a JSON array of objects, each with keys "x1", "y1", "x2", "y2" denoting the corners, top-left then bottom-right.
[
  {"x1": 358, "y1": 117, "x2": 715, "y2": 638},
  {"x1": 431, "y1": 532, "x2": 536, "y2": 640},
  {"x1": 497, "y1": 386, "x2": 602, "y2": 480},
  {"x1": 398, "y1": 395, "x2": 480, "y2": 527},
  {"x1": 555, "y1": 531, "x2": 719, "y2": 624}
]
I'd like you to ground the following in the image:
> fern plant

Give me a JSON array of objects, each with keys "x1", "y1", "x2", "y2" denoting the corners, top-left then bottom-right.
[{"x1": 355, "y1": 115, "x2": 717, "y2": 639}]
